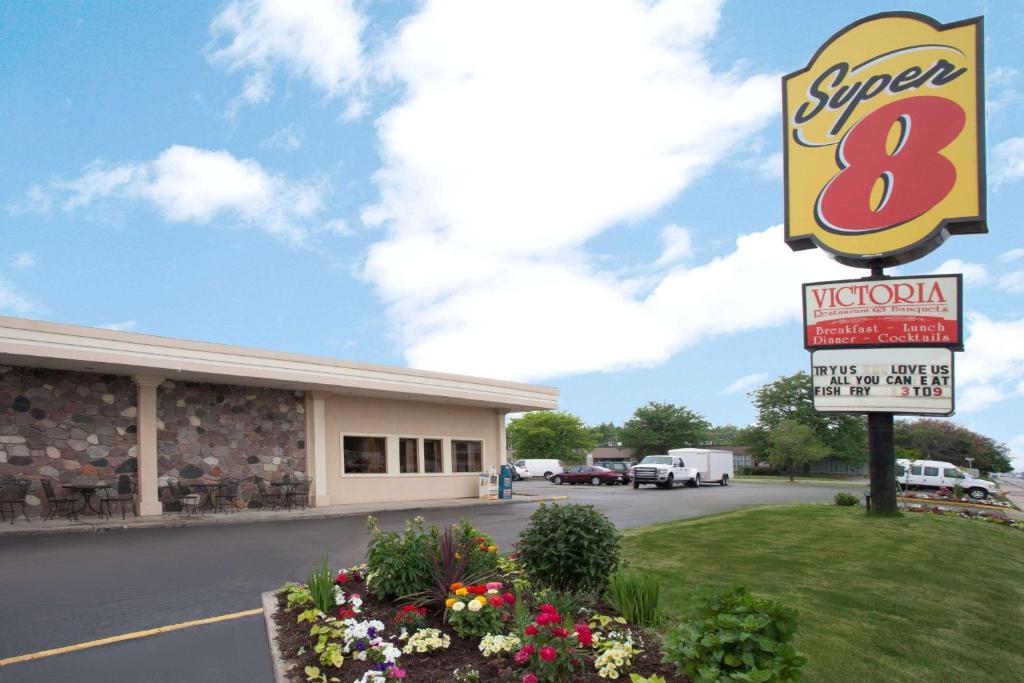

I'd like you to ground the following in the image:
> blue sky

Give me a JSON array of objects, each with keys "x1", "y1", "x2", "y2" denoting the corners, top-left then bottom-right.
[{"x1": 2, "y1": 1, "x2": 1023, "y2": 467}]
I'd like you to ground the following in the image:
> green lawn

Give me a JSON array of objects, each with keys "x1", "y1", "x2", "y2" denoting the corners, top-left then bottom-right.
[{"x1": 622, "y1": 505, "x2": 1024, "y2": 683}]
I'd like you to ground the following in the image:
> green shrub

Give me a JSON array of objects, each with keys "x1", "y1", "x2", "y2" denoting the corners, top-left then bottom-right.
[
  {"x1": 516, "y1": 502, "x2": 621, "y2": 593},
  {"x1": 833, "y1": 492, "x2": 860, "y2": 507},
  {"x1": 365, "y1": 516, "x2": 432, "y2": 599},
  {"x1": 606, "y1": 568, "x2": 661, "y2": 627},
  {"x1": 661, "y1": 587, "x2": 806, "y2": 683},
  {"x1": 306, "y1": 555, "x2": 336, "y2": 614}
]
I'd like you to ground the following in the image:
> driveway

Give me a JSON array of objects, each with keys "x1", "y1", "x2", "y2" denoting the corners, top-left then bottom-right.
[{"x1": 0, "y1": 479, "x2": 861, "y2": 682}]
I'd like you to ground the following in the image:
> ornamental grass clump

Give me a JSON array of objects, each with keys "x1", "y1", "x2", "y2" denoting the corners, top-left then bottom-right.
[
  {"x1": 606, "y1": 569, "x2": 662, "y2": 627},
  {"x1": 306, "y1": 555, "x2": 336, "y2": 614},
  {"x1": 661, "y1": 587, "x2": 806, "y2": 683},
  {"x1": 516, "y1": 503, "x2": 621, "y2": 593}
]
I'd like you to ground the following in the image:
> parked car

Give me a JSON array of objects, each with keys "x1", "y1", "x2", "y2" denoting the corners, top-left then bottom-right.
[
  {"x1": 508, "y1": 462, "x2": 532, "y2": 481},
  {"x1": 668, "y1": 448, "x2": 734, "y2": 486},
  {"x1": 595, "y1": 461, "x2": 632, "y2": 483},
  {"x1": 630, "y1": 455, "x2": 700, "y2": 489},
  {"x1": 551, "y1": 465, "x2": 628, "y2": 486},
  {"x1": 896, "y1": 458, "x2": 999, "y2": 499},
  {"x1": 512, "y1": 458, "x2": 563, "y2": 479}
]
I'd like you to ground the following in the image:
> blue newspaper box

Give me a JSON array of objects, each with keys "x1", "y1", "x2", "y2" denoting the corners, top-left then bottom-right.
[{"x1": 498, "y1": 464, "x2": 513, "y2": 499}]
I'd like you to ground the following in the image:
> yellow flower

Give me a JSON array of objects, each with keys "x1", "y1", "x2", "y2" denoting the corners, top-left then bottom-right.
[
  {"x1": 487, "y1": 545, "x2": 497, "y2": 552},
  {"x1": 455, "y1": 588, "x2": 469, "y2": 596},
  {"x1": 445, "y1": 598, "x2": 456, "y2": 608},
  {"x1": 475, "y1": 595, "x2": 487, "y2": 605}
]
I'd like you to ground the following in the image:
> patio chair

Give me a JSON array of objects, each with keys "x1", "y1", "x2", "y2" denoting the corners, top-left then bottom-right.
[
  {"x1": 253, "y1": 476, "x2": 285, "y2": 511},
  {"x1": 0, "y1": 479, "x2": 31, "y2": 524},
  {"x1": 99, "y1": 476, "x2": 137, "y2": 520},
  {"x1": 40, "y1": 479, "x2": 76, "y2": 521},
  {"x1": 285, "y1": 475, "x2": 310, "y2": 510},
  {"x1": 213, "y1": 478, "x2": 240, "y2": 514},
  {"x1": 167, "y1": 478, "x2": 200, "y2": 515}
]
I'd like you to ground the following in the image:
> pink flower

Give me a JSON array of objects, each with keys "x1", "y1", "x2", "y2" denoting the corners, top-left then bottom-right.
[
  {"x1": 489, "y1": 595, "x2": 505, "y2": 608},
  {"x1": 539, "y1": 646, "x2": 557, "y2": 662},
  {"x1": 522, "y1": 675, "x2": 538, "y2": 683},
  {"x1": 536, "y1": 613, "x2": 551, "y2": 626},
  {"x1": 539, "y1": 603, "x2": 557, "y2": 614},
  {"x1": 524, "y1": 624, "x2": 539, "y2": 636},
  {"x1": 523, "y1": 644, "x2": 535, "y2": 655},
  {"x1": 551, "y1": 627, "x2": 568, "y2": 638},
  {"x1": 503, "y1": 592, "x2": 516, "y2": 604},
  {"x1": 574, "y1": 623, "x2": 593, "y2": 647},
  {"x1": 486, "y1": 581, "x2": 503, "y2": 590},
  {"x1": 514, "y1": 648, "x2": 531, "y2": 665},
  {"x1": 388, "y1": 667, "x2": 407, "y2": 680}
]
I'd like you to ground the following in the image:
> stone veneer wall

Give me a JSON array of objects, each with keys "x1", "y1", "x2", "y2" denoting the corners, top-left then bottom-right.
[
  {"x1": 156, "y1": 381, "x2": 306, "y2": 507},
  {"x1": 0, "y1": 365, "x2": 138, "y2": 515}
]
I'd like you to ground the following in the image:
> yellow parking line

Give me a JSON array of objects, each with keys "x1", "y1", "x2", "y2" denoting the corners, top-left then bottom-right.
[{"x1": 0, "y1": 608, "x2": 262, "y2": 667}]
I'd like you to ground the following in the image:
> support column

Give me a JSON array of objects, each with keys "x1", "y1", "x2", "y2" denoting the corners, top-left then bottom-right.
[
  {"x1": 305, "y1": 392, "x2": 331, "y2": 507},
  {"x1": 496, "y1": 409, "x2": 508, "y2": 468},
  {"x1": 868, "y1": 412, "x2": 898, "y2": 516},
  {"x1": 134, "y1": 375, "x2": 164, "y2": 517}
]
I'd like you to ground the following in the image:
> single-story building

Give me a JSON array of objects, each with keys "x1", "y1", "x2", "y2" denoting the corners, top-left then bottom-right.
[{"x1": 0, "y1": 316, "x2": 557, "y2": 517}]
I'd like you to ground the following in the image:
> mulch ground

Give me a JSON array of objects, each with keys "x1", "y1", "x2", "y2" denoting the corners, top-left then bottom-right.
[{"x1": 272, "y1": 580, "x2": 686, "y2": 682}]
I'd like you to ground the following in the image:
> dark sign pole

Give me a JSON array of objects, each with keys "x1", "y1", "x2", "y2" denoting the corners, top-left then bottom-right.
[{"x1": 866, "y1": 265, "x2": 898, "y2": 515}]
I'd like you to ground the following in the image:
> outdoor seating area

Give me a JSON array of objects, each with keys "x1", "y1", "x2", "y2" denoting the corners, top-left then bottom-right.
[{"x1": 0, "y1": 473, "x2": 313, "y2": 524}]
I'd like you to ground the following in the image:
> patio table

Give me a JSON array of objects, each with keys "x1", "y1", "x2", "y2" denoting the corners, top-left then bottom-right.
[
  {"x1": 269, "y1": 480, "x2": 305, "y2": 510},
  {"x1": 187, "y1": 482, "x2": 226, "y2": 514},
  {"x1": 63, "y1": 482, "x2": 110, "y2": 516}
]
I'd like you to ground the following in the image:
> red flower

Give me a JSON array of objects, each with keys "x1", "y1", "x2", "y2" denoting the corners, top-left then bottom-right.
[
  {"x1": 539, "y1": 646, "x2": 557, "y2": 662},
  {"x1": 535, "y1": 613, "x2": 551, "y2": 626},
  {"x1": 338, "y1": 608, "x2": 355, "y2": 619},
  {"x1": 524, "y1": 625, "x2": 539, "y2": 636},
  {"x1": 336, "y1": 572, "x2": 348, "y2": 583},
  {"x1": 503, "y1": 592, "x2": 516, "y2": 604},
  {"x1": 539, "y1": 603, "x2": 557, "y2": 614},
  {"x1": 551, "y1": 627, "x2": 568, "y2": 638},
  {"x1": 574, "y1": 623, "x2": 593, "y2": 647},
  {"x1": 477, "y1": 536, "x2": 487, "y2": 543},
  {"x1": 489, "y1": 596, "x2": 505, "y2": 608},
  {"x1": 522, "y1": 675, "x2": 538, "y2": 683},
  {"x1": 469, "y1": 585, "x2": 487, "y2": 595}
]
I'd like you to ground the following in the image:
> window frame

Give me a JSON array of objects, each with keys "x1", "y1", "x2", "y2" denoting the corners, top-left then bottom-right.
[
  {"x1": 341, "y1": 434, "x2": 389, "y2": 475},
  {"x1": 451, "y1": 439, "x2": 484, "y2": 473}
]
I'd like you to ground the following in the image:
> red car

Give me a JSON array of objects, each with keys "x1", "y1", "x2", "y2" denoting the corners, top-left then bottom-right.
[{"x1": 550, "y1": 465, "x2": 628, "y2": 486}]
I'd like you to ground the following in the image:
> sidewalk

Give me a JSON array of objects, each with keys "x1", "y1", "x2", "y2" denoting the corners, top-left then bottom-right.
[{"x1": 0, "y1": 492, "x2": 566, "y2": 539}]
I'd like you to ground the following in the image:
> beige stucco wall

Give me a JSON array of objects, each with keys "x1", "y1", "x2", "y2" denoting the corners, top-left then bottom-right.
[{"x1": 321, "y1": 394, "x2": 504, "y2": 505}]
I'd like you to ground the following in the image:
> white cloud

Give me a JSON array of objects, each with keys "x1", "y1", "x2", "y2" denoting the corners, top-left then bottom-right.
[
  {"x1": 10, "y1": 252, "x2": 35, "y2": 270},
  {"x1": 988, "y1": 66, "x2": 1018, "y2": 87},
  {"x1": 99, "y1": 320, "x2": 137, "y2": 332},
  {"x1": 992, "y1": 137, "x2": 1024, "y2": 185},
  {"x1": 1000, "y1": 248, "x2": 1024, "y2": 263},
  {"x1": 720, "y1": 372, "x2": 768, "y2": 395},
  {"x1": 932, "y1": 258, "x2": 987, "y2": 285},
  {"x1": 261, "y1": 125, "x2": 304, "y2": 151},
  {"x1": 18, "y1": 145, "x2": 325, "y2": 244},
  {"x1": 654, "y1": 225, "x2": 693, "y2": 267},
  {"x1": 362, "y1": 0, "x2": 800, "y2": 380},
  {"x1": 755, "y1": 152, "x2": 783, "y2": 180},
  {"x1": 208, "y1": 0, "x2": 366, "y2": 115},
  {"x1": 0, "y1": 276, "x2": 42, "y2": 316},
  {"x1": 996, "y1": 271, "x2": 1024, "y2": 294},
  {"x1": 956, "y1": 313, "x2": 1024, "y2": 412},
  {"x1": 1008, "y1": 436, "x2": 1024, "y2": 472}
]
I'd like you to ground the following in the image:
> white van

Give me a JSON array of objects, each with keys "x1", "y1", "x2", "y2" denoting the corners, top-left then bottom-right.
[
  {"x1": 896, "y1": 459, "x2": 998, "y2": 500},
  {"x1": 512, "y1": 458, "x2": 563, "y2": 480},
  {"x1": 669, "y1": 448, "x2": 734, "y2": 486}
]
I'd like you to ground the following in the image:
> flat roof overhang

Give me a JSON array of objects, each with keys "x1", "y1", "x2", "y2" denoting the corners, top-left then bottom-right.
[{"x1": 0, "y1": 316, "x2": 558, "y2": 412}]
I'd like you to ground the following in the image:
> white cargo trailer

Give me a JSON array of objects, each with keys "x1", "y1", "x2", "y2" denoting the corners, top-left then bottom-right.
[{"x1": 668, "y1": 448, "x2": 734, "y2": 486}]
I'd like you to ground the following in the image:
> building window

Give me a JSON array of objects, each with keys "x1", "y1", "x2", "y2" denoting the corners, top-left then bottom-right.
[
  {"x1": 399, "y1": 438, "x2": 419, "y2": 474},
  {"x1": 343, "y1": 436, "x2": 387, "y2": 474},
  {"x1": 423, "y1": 439, "x2": 443, "y2": 473},
  {"x1": 452, "y1": 440, "x2": 482, "y2": 472}
]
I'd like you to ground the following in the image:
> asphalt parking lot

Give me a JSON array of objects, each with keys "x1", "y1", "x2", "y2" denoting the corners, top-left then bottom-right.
[{"x1": 0, "y1": 478, "x2": 862, "y2": 682}]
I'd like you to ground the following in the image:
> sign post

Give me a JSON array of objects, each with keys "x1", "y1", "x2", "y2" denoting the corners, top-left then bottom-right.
[{"x1": 783, "y1": 13, "x2": 985, "y2": 515}]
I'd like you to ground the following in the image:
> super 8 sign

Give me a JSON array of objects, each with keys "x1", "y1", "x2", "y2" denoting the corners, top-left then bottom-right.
[{"x1": 783, "y1": 13, "x2": 986, "y2": 268}]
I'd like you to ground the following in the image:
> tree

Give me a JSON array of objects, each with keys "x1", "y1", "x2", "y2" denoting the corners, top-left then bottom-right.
[
  {"x1": 506, "y1": 411, "x2": 596, "y2": 464},
  {"x1": 766, "y1": 419, "x2": 829, "y2": 481},
  {"x1": 895, "y1": 419, "x2": 1012, "y2": 473},
  {"x1": 750, "y1": 372, "x2": 866, "y2": 464},
  {"x1": 587, "y1": 421, "x2": 621, "y2": 447},
  {"x1": 704, "y1": 423, "x2": 742, "y2": 445},
  {"x1": 619, "y1": 402, "x2": 710, "y2": 457}
]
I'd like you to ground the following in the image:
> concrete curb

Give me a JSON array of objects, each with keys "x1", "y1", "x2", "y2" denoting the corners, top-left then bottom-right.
[
  {"x1": 262, "y1": 591, "x2": 289, "y2": 683},
  {"x1": 0, "y1": 494, "x2": 566, "y2": 539}
]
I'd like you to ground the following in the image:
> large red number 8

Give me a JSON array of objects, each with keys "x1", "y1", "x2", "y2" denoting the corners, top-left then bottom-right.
[{"x1": 816, "y1": 95, "x2": 965, "y2": 233}]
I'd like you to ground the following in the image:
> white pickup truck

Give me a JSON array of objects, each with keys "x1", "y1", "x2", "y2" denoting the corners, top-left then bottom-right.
[
  {"x1": 896, "y1": 458, "x2": 999, "y2": 499},
  {"x1": 631, "y1": 454, "x2": 700, "y2": 489}
]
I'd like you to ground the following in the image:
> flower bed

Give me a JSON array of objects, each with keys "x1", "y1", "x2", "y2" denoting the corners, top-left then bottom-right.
[
  {"x1": 903, "y1": 503, "x2": 1023, "y2": 531},
  {"x1": 901, "y1": 490, "x2": 1013, "y2": 509},
  {"x1": 273, "y1": 570, "x2": 680, "y2": 682}
]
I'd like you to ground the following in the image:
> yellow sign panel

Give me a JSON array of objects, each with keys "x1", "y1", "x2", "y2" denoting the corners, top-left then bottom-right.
[{"x1": 783, "y1": 13, "x2": 985, "y2": 268}]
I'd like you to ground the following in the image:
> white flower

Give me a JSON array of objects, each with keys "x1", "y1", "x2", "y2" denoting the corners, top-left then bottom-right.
[
  {"x1": 467, "y1": 599, "x2": 482, "y2": 612},
  {"x1": 451, "y1": 601, "x2": 466, "y2": 612}
]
